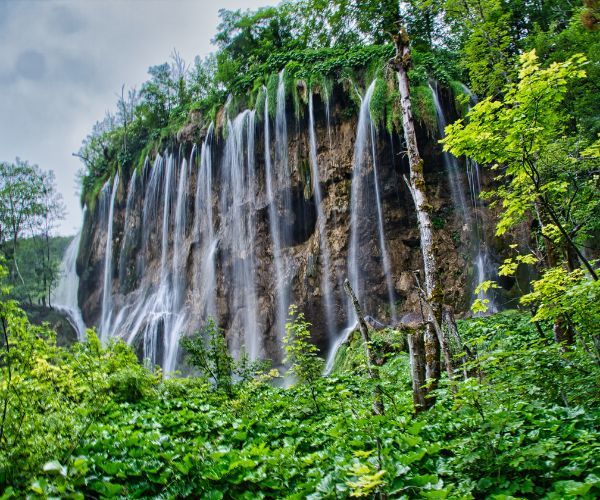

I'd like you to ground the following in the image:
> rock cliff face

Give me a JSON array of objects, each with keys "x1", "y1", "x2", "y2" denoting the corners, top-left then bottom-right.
[{"x1": 76, "y1": 84, "x2": 499, "y2": 369}]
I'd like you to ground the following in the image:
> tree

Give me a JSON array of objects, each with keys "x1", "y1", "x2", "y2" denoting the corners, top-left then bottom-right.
[
  {"x1": 0, "y1": 160, "x2": 45, "y2": 294},
  {"x1": 284, "y1": 305, "x2": 324, "y2": 412},
  {"x1": 36, "y1": 171, "x2": 66, "y2": 306},
  {"x1": 443, "y1": 50, "x2": 598, "y2": 280},
  {"x1": 443, "y1": 50, "x2": 599, "y2": 349},
  {"x1": 391, "y1": 27, "x2": 445, "y2": 411},
  {"x1": 181, "y1": 319, "x2": 234, "y2": 395},
  {"x1": 0, "y1": 160, "x2": 65, "y2": 305}
]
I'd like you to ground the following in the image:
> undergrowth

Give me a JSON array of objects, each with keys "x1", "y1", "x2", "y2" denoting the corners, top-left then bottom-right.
[{"x1": 2, "y1": 304, "x2": 596, "y2": 498}]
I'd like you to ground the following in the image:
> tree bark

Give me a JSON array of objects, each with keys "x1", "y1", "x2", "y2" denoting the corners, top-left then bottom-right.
[
  {"x1": 392, "y1": 28, "x2": 442, "y2": 408},
  {"x1": 343, "y1": 279, "x2": 384, "y2": 416},
  {"x1": 407, "y1": 330, "x2": 427, "y2": 412}
]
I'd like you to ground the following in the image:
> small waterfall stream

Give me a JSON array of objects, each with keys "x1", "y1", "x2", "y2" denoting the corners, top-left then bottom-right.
[
  {"x1": 53, "y1": 231, "x2": 86, "y2": 340},
  {"x1": 264, "y1": 78, "x2": 289, "y2": 354},
  {"x1": 430, "y1": 83, "x2": 496, "y2": 311},
  {"x1": 100, "y1": 172, "x2": 119, "y2": 342},
  {"x1": 326, "y1": 80, "x2": 397, "y2": 372},
  {"x1": 430, "y1": 83, "x2": 469, "y2": 223},
  {"x1": 308, "y1": 91, "x2": 335, "y2": 345},
  {"x1": 220, "y1": 110, "x2": 261, "y2": 358},
  {"x1": 195, "y1": 125, "x2": 218, "y2": 322}
]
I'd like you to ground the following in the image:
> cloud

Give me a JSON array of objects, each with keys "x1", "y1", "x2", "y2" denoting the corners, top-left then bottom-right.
[
  {"x1": 15, "y1": 50, "x2": 47, "y2": 80},
  {"x1": 49, "y1": 5, "x2": 83, "y2": 35}
]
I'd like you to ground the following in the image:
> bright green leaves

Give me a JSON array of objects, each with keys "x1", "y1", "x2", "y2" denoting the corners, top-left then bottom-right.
[
  {"x1": 521, "y1": 266, "x2": 600, "y2": 341},
  {"x1": 472, "y1": 280, "x2": 501, "y2": 314},
  {"x1": 444, "y1": 48, "x2": 599, "y2": 336},
  {"x1": 284, "y1": 305, "x2": 324, "y2": 415},
  {"x1": 346, "y1": 461, "x2": 386, "y2": 497},
  {"x1": 2, "y1": 301, "x2": 599, "y2": 497},
  {"x1": 498, "y1": 253, "x2": 538, "y2": 277}
]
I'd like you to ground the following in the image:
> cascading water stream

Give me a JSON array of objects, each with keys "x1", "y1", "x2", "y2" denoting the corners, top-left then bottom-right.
[
  {"x1": 118, "y1": 168, "x2": 139, "y2": 288},
  {"x1": 194, "y1": 125, "x2": 218, "y2": 322},
  {"x1": 101, "y1": 152, "x2": 188, "y2": 374},
  {"x1": 429, "y1": 82, "x2": 469, "y2": 224},
  {"x1": 52, "y1": 231, "x2": 86, "y2": 340},
  {"x1": 368, "y1": 105, "x2": 397, "y2": 323},
  {"x1": 220, "y1": 111, "x2": 261, "y2": 358},
  {"x1": 325, "y1": 80, "x2": 396, "y2": 372},
  {"x1": 308, "y1": 91, "x2": 335, "y2": 344},
  {"x1": 264, "y1": 83, "x2": 288, "y2": 354},
  {"x1": 100, "y1": 172, "x2": 119, "y2": 342},
  {"x1": 430, "y1": 83, "x2": 496, "y2": 312},
  {"x1": 163, "y1": 154, "x2": 189, "y2": 372}
]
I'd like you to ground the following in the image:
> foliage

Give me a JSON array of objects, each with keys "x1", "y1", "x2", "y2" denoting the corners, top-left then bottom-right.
[
  {"x1": 521, "y1": 265, "x2": 600, "y2": 359},
  {"x1": 180, "y1": 319, "x2": 271, "y2": 397},
  {"x1": 181, "y1": 319, "x2": 234, "y2": 395},
  {"x1": 444, "y1": 50, "x2": 592, "y2": 236},
  {"x1": 284, "y1": 305, "x2": 324, "y2": 412},
  {"x1": 0, "y1": 160, "x2": 66, "y2": 306},
  {"x1": 422, "y1": 311, "x2": 600, "y2": 497},
  {"x1": 1, "y1": 282, "x2": 598, "y2": 497},
  {"x1": 0, "y1": 275, "x2": 158, "y2": 488}
]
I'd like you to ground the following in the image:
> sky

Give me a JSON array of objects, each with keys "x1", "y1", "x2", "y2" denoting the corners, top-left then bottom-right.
[{"x1": 0, "y1": 0, "x2": 275, "y2": 236}]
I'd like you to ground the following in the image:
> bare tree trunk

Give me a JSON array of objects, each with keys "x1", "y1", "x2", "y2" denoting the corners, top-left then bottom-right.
[
  {"x1": 343, "y1": 279, "x2": 384, "y2": 416},
  {"x1": 414, "y1": 276, "x2": 454, "y2": 381},
  {"x1": 392, "y1": 28, "x2": 442, "y2": 408},
  {"x1": 407, "y1": 330, "x2": 427, "y2": 412}
]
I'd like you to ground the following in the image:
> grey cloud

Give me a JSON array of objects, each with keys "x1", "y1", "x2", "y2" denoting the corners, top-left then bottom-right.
[
  {"x1": 15, "y1": 50, "x2": 46, "y2": 80},
  {"x1": 49, "y1": 5, "x2": 83, "y2": 35}
]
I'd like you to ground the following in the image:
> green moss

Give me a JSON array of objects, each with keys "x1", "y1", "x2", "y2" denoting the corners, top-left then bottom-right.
[
  {"x1": 254, "y1": 87, "x2": 266, "y2": 120},
  {"x1": 370, "y1": 77, "x2": 387, "y2": 125},
  {"x1": 449, "y1": 80, "x2": 472, "y2": 118},
  {"x1": 266, "y1": 73, "x2": 278, "y2": 119},
  {"x1": 298, "y1": 158, "x2": 312, "y2": 199},
  {"x1": 411, "y1": 84, "x2": 437, "y2": 136},
  {"x1": 318, "y1": 75, "x2": 333, "y2": 105},
  {"x1": 432, "y1": 215, "x2": 445, "y2": 229},
  {"x1": 331, "y1": 327, "x2": 408, "y2": 375}
]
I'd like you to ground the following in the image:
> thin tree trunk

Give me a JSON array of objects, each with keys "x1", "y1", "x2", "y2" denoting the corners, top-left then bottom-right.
[
  {"x1": 343, "y1": 279, "x2": 384, "y2": 416},
  {"x1": 414, "y1": 276, "x2": 454, "y2": 381},
  {"x1": 392, "y1": 28, "x2": 442, "y2": 408},
  {"x1": 407, "y1": 330, "x2": 427, "y2": 412}
]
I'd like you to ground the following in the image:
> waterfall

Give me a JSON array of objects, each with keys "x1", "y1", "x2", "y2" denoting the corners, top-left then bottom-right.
[
  {"x1": 369, "y1": 102, "x2": 397, "y2": 323},
  {"x1": 323, "y1": 85, "x2": 333, "y2": 151},
  {"x1": 52, "y1": 231, "x2": 86, "y2": 340},
  {"x1": 98, "y1": 152, "x2": 189, "y2": 374},
  {"x1": 308, "y1": 91, "x2": 335, "y2": 344},
  {"x1": 220, "y1": 111, "x2": 261, "y2": 358},
  {"x1": 326, "y1": 80, "x2": 396, "y2": 372},
  {"x1": 264, "y1": 83, "x2": 287, "y2": 354},
  {"x1": 100, "y1": 172, "x2": 119, "y2": 342},
  {"x1": 430, "y1": 83, "x2": 496, "y2": 312},
  {"x1": 163, "y1": 154, "x2": 189, "y2": 371},
  {"x1": 195, "y1": 125, "x2": 218, "y2": 322},
  {"x1": 141, "y1": 155, "x2": 165, "y2": 274},
  {"x1": 118, "y1": 167, "x2": 139, "y2": 288},
  {"x1": 429, "y1": 83, "x2": 469, "y2": 223}
]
